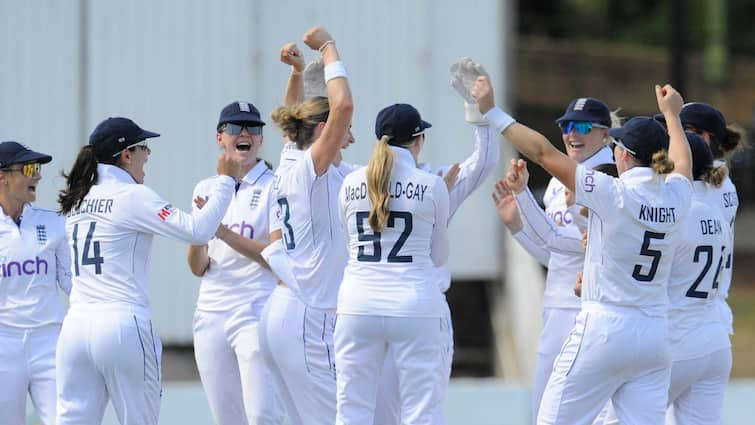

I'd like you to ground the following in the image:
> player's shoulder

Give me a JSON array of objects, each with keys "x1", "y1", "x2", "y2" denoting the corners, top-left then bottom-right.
[
  {"x1": 26, "y1": 204, "x2": 65, "y2": 224},
  {"x1": 342, "y1": 165, "x2": 367, "y2": 183}
]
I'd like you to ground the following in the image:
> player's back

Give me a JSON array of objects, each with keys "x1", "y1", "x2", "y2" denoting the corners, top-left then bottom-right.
[
  {"x1": 667, "y1": 192, "x2": 730, "y2": 361},
  {"x1": 273, "y1": 147, "x2": 347, "y2": 310},
  {"x1": 338, "y1": 148, "x2": 448, "y2": 318},
  {"x1": 578, "y1": 166, "x2": 692, "y2": 315},
  {"x1": 65, "y1": 170, "x2": 155, "y2": 308}
]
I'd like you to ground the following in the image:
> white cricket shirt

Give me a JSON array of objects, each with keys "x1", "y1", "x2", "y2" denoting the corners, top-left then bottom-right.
[
  {"x1": 576, "y1": 165, "x2": 692, "y2": 315},
  {"x1": 338, "y1": 146, "x2": 450, "y2": 317},
  {"x1": 193, "y1": 160, "x2": 277, "y2": 312},
  {"x1": 270, "y1": 147, "x2": 348, "y2": 309},
  {"x1": 667, "y1": 184, "x2": 731, "y2": 361},
  {"x1": 515, "y1": 146, "x2": 614, "y2": 309},
  {"x1": 421, "y1": 125, "x2": 499, "y2": 292},
  {"x1": 66, "y1": 164, "x2": 234, "y2": 310},
  {"x1": 0, "y1": 204, "x2": 71, "y2": 328}
]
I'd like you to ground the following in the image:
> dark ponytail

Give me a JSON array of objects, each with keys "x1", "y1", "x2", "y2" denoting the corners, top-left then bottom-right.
[{"x1": 59, "y1": 145, "x2": 108, "y2": 215}]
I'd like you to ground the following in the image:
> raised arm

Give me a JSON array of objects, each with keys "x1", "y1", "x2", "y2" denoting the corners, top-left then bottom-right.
[
  {"x1": 472, "y1": 76, "x2": 578, "y2": 192},
  {"x1": 302, "y1": 26, "x2": 354, "y2": 176},
  {"x1": 280, "y1": 42, "x2": 305, "y2": 106},
  {"x1": 656, "y1": 84, "x2": 692, "y2": 181}
]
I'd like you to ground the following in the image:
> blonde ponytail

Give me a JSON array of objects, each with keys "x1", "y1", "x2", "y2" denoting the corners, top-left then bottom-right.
[
  {"x1": 651, "y1": 150, "x2": 675, "y2": 174},
  {"x1": 701, "y1": 163, "x2": 728, "y2": 187},
  {"x1": 270, "y1": 96, "x2": 330, "y2": 149},
  {"x1": 367, "y1": 136, "x2": 394, "y2": 232}
]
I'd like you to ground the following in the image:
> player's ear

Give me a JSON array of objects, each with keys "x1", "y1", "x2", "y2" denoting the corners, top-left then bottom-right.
[{"x1": 117, "y1": 149, "x2": 131, "y2": 166}]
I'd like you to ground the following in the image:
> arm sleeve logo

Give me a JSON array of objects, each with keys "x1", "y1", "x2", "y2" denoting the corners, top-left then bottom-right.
[{"x1": 157, "y1": 204, "x2": 175, "y2": 221}]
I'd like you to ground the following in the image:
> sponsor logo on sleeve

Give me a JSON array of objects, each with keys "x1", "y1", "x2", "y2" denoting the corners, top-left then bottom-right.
[{"x1": 157, "y1": 204, "x2": 176, "y2": 221}]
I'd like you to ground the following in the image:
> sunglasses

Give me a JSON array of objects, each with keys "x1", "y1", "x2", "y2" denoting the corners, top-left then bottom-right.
[
  {"x1": 222, "y1": 123, "x2": 263, "y2": 136},
  {"x1": 2, "y1": 163, "x2": 42, "y2": 177},
  {"x1": 558, "y1": 121, "x2": 608, "y2": 135},
  {"x1": 609, "y1": 138, "x2": 637, "y2": 156}
]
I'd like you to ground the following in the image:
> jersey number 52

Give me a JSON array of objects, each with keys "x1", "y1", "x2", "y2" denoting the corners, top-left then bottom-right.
[{"x1": 355, "y1": 211, "x2": 413, "y2": 263}]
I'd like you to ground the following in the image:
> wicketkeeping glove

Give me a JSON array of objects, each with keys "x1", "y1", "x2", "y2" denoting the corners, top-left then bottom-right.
[
  {"x1": 450, "y1": 57, "x2": 489, "y2": 125},
  {"x1": 303, "y1": 57, "x2": 327, "y2": 99}
]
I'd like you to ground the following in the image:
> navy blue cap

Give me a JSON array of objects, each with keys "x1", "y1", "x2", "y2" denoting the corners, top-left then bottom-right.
[
  {"x1": 89, "y1": 117, "x2": 160, "y2": 160},
  {"x1": 375, "y1": 104, "x2": 432, "y2": 145},
  {"x1": 609, "y1": 116, "x2": 669, "y2": 165},
  {"x1": 218, "y1": 101, "x2": 265, "y2": 130},
  {"x1": 556, "y1": 97, "x2": 611, "y2": 127},
  {"x1": 652, "y1": 113, "x2": 667, "y2": 127},
  {"x1": 0, "y1": 141, "x2": 52, "y2": 168},
  {"x1": 680, "y1": 102, "x2": 727, "y2": 143},
  {"x1": 686, "y1": 131, "x2": 713, "y2": 180}
]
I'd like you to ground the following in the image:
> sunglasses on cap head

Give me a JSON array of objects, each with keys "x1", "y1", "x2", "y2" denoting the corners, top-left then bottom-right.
[
  {"x1": 1, "y1": 163, "x2": 42, "y2": 178},
  {"x1": 558, "y1": 121, "x2": 608, "y2": 135},
  {"x1": 112, "y1": 140, "x2": 150, "y2": 157},
  {"x1": 221, "y1": 123, "x2": 263, "y2": 136},
  {"x1": 609, "y1": 138, "x2": 637, "y2": 156}
]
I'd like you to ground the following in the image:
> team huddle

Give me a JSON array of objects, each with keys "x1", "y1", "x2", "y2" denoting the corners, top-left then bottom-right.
[{"x1": 0, "y1": 25, "x2": 743, "y2": 425}]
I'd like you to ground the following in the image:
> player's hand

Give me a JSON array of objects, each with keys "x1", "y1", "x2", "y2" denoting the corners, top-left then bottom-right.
[
  {"x1": 471, "y1": 76, "x2": 495, "y2": 115},
  {"x1": 655, "y1": 84, "x2": 683, "y2": 116},
  {"x1": 280, "y1": 42, "x2": 305, "y2": 73},
  {"x1": 440, "y1": 163, "x2": 461, "y2": 192},
  {"x1": 217, "y1": 153, "x2": 242, "y2": 179},
  {"x1": 303, "y1": 27, "x2": 333, "y2": 51},
  {"x1": 574, "y1": 272, "x2": 583, "y2": 297},
  {"x1": 505, "y1": 159, "x2": 529, "y2": 194},
  {"x1": 492, "y1": 178, "x2": 523, "y2": 233},
  {"x1": 215, "y1": 224, "x2": 229, "y2": 241}
]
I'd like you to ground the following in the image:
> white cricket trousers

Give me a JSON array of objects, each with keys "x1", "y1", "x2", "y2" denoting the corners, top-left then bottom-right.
[
  {"x1": 258, "y1": 285, "x2": 337, "y2": 425},
  {"x1": 532, "y1": 307, "x2": 579, "y2": 423},
  {"x1": 666, "y1": 347, "x2": 732, "y2": 425},
  {"x1": 193, "y1": 305, "x2": 284, "y2": 425},
  {"x1": 335, "y1": 314, "x2": 443, "y2": 425},
  {"x1": 537, "y1": 302, "x2": 671, "y2": 425},
  {"x1": 56, "y1": 304, "x2": 162, "y2": 425},
  {"x1": 0, "y1": 324, "x2": 59, "y2": 425},
  {"x1": 372, "y1": 298, "x2": 453, "y2": 425}
]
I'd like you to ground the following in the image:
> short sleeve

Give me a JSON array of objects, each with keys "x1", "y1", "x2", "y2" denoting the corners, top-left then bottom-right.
[{"x1": 574, "y1": 164, "x2": 619, "y2": 218}]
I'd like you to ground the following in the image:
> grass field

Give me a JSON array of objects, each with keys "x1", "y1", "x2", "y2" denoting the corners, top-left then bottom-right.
[{"x1": 730, "y1": 252, "x2": 755, "y2": 377}]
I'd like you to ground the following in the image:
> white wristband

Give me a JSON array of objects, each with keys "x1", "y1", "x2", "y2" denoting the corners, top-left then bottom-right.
[
  {"x1": 324, "y1": 61, "x2": 348, "y2": 83},
  {"x1": 484, "y1": 106, "x2": 516, "y2": 135}
]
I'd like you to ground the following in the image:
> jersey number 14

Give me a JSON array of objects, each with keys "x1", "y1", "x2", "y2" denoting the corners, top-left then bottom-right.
[{"x1": 72, "y1": 221, "x2": 104, "y2": 275}]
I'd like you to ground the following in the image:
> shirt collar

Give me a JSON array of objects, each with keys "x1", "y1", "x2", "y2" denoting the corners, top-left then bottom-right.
[
  {"x1": 581, "y1": 145, "x2": 614, "y2": 168},
  {"x1": 618, "y1": 166, "x2": 655, "y2": 183},
  {"x1": 97, "y1": 164, "x2": 137, "y2": 184},
  {"x1": 389, "y1": 145, "x2": 417, "y2": 168},
  {"x1": 240, "y1": 160, "x2": 271, "y2": 185}
]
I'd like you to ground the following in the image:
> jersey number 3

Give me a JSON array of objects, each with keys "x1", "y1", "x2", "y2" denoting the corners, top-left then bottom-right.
[
  {"x1": 72, "y1": 221, "x2": 104, "y2": 276},
  {"x1": 356, "y1": 211, "x2": 413, "y2": 263}
]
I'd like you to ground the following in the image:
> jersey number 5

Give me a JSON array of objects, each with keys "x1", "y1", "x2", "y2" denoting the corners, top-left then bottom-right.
[
  {"x1": 355, "y1": 211, "x2": 413, "y2": 263},
  {"x1": 72, "y1": 221, "x2": 105, "y2": 276},
  {"x1": 632, "y1": 231, "x2": 666, "y2": 282}
]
